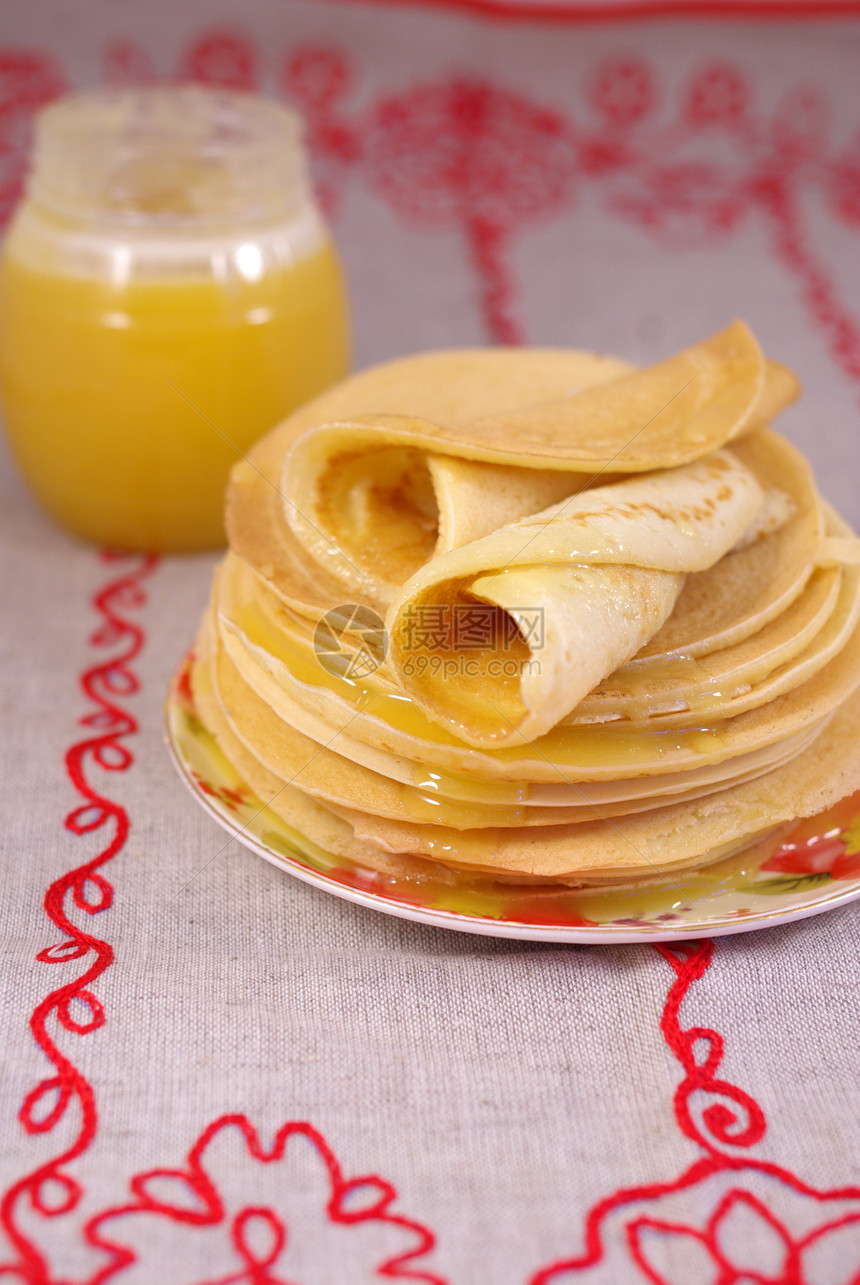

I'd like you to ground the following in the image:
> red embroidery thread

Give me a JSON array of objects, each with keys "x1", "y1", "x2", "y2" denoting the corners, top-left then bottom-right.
[
  {"x1": 0, "y1": 552, "x2": 158, "y2": 1284},
  {"x1": 283, "y1": 47, "x2": 360, "y2": 217},
  {"x1": 529, "y1": 942, "x2": 860, "y2": 1282},
  {"x1": 177, "y1": 31, "x2": 259, "y2": 92},
  {"x1": 2, "y1": 30, "x2": 860, "y2": 1280},
  {"x1": 82, "y1": 1115, "x2": 446, "y2": 1285},
  {"x1": 288, "y1": 50, "x2": 860, "y2": 365},
  {"x1": 361, "y1": 78, "x2": 577, "y2": 342},
  {"x1": 317, "y1": 0, "x2": 860, "y2": 21},
  {"x1": 0, "y1": 49, "x2": 66, "y2": 224}
]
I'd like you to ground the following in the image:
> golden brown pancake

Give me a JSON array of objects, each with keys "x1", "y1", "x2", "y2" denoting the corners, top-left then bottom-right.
[{"x1": 190, "y1": 325, "x2": 860, "y2": 888}]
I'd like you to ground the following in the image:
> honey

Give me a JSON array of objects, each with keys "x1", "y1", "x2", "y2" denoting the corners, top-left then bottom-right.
[{"x1": 0, "y1": 86, "x2": 349, "y2": 551}]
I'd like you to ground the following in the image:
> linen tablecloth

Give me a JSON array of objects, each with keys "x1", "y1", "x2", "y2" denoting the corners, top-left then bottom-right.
[{"x1": 3, "y1": 2, "x2": 860, "y2": 1280}]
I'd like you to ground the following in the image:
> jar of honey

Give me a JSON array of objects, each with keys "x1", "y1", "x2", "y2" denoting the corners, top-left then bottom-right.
[{"x1": 0, "y1": 86, "x2": 350, "y2": 552}]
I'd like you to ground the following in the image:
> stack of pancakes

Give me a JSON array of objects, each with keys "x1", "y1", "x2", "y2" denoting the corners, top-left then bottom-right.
[{"x1": 191, "y1": 323, "x2": 860, "y2": 887}]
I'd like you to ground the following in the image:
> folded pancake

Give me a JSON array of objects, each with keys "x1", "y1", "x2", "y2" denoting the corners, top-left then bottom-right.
[
  {"x1": 384, "y1": 451, "x2": 767, "y2": 747},
  {"x1": 225, "y1": 428, "x2": 825, "y2": 744},
  {"x1": 214, "y1": 504, "x2": 860, "y2": 790},
  {"x1": 573, "y1": 564, "x2": 844, "y2": 724},
  {"x1": 281, "y1": 323, "x2": 797, "y2": 600},
  {"x1": 631, "y1": 429, "x2": 822, "y2": 660},
  {"x1": 229, "y1": 323, "x2": 798, "y2": 610},
  {"x1": 185, "y1": 325, "x2": 860, "y2": 889}
]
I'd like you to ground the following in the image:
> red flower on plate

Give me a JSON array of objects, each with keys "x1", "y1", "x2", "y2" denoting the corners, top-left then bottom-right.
[
  {"x1": 762, "y1": 836, "x2": 860, "y2": 882},
  {"x1": 189, "y1": 769, "x2": 250, "y2": 814}
]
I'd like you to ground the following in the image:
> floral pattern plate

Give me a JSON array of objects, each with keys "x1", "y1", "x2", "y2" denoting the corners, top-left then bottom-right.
[{"x1": 166, "y1": 658, "x2": 860, "y2": 943}]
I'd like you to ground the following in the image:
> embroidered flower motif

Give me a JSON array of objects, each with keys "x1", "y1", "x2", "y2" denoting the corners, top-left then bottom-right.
[
  {"x1": 685, "y1": 64, "x2": 749, "y2": 130},
  {"x1": 363, "y1": 78, "x2": 577, "y2": 341},
  {"x1": 530, "y1": 943, "x2": 860, "y2": 1285},
  {"x1": 85, "y1": 1115, "x2": 445, "y2": 1285},
  {"x1": 283, "y1": 47, "x2": 360, "y2": 216},
  {"x1": 628, "y1": 1189, "x2": 860, "y2": 1285},
  {"x1": 612, "y1": 161, "x2": 747, "y2": 248},
  {"x1": 589, "y1": 59, "x2": 655, "y2": 130},
  {"x1": 178, "y1": 31, "x2": 258, "y2": 91}
]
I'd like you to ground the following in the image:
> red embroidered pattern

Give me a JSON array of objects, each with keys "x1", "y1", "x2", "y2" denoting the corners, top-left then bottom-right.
[
  {"x1": 360, "y1": 79, "x2": 577, "y2": 342},
  {"x1": 0, "y1": 552, "x2": 157, "y2": 1282},
  {"x1": 83, "y1": 1116, "x2": 445, "y2": 1284},
  {"x1": 530, "y1": 943, "x2": 860, "y2": 1282},
  {"x1": 324, "y1": 0, "x2": 860, "y2": 20},
  {"x1": 2, "y1": 23, "x2": 860, "y2": 1280},
  {"x1": 0, "y1": 548, "x2": 443, "y2": 1281},
  {"x1": 0, "y1": 49, "x2": 66, "y2": 224},
  {"x1": 4, "y1": 31, "x2": 858, "y2": 362},
  {"x1": 285, "y1": 47, "x2": 860, "y2": 365}
]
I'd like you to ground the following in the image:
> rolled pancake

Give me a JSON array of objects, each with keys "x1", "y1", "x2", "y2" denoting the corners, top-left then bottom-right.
[
  {"x1": 226, "y1": 350, "x2": 631, "y2": 615},
  {"x1": 189, "y1": 326, "x2": 860, "y2": 889},
  {"x1": 573, "y1": 565, "x2": 842, "y2": 724},
  {"x1": 631, "y1": 429, "x2": 822, "y2": 660},
  {"x1": 216, "y1": 545, "x2": 860, "y2": 785},
  {"x1": 215, "y1": 599, "x2": 827, "y2": 806},
  {"x1": 229, "y1": 327, "x2": 797, "y2": 610},
  {"x1": 282, "y1": 324, "x2": 796, "y2": 599},
  {"x1": 241, "y1": 429, "x2": 828, "y2": 735},
  {"x1": 384, "y1": 450, "x2": 764, "y2": 746}
]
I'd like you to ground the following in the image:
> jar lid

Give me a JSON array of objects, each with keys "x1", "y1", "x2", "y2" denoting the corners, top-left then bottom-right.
[{"x1": 28, "y1": 85, "x2": 310, "y2": 226}]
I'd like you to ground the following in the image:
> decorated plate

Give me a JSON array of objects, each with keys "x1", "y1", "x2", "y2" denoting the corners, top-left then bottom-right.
[{"x1": 166, "y1": 658, "x2": 860, "y2": 943}]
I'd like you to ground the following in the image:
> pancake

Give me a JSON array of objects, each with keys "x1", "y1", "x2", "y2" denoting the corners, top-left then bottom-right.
[
  {"x1": 281, "y1": 323, "x2": 796, "y2": 599},
  {"x1": 573, "y1": 565, "x2": 841, "y2": 724},
  {"x1": 631, "y1": 428, "x2": 822, "y2": 660},
  {"x1": 214, "y1": 598, "x2": 826, "y2": 806},
  {"x1": 191, "y1": 624, "x2": 860, "y2": 886},
  {"x1": 332, "y1": 685, "x2": 860, "y2": 883},
  {"x1": 384, "y1": 450, "x2": 764, "y2": 747},
  {"x1": 187, "y1": 325, "x2": 860, "y2": 888},
  {"x1": 228, "y1": 325, "x2": 797, "y2": 612},
  {"x1": 215, "y1": 546, "x2": 860, "y2": 786},
  {"x1": 202, "y1": 611, "x2": 820, "y2": 830}
]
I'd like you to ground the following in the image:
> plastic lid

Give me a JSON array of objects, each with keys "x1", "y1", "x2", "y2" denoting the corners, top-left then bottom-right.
[{"x1": 28, "y1": 85, "x2": 310, "y2": 226}]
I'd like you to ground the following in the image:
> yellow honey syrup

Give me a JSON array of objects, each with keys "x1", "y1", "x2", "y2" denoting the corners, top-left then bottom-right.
[
  {"x1": 0, "y1": 86, "x2": 350, "y2": 552},
  {"x1": 0, "y1": 238, "x2": 348, "y2": 551}
]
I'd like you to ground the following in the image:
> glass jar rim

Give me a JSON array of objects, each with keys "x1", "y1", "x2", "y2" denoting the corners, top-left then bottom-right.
[{"x1": 28, "y1": 84, "x2": 310, "y2": 227}]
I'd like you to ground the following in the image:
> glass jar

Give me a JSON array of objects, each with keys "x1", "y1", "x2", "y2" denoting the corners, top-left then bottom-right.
[{"x1": 0, "y1": 85, "x2": 350, "y2": 552}]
